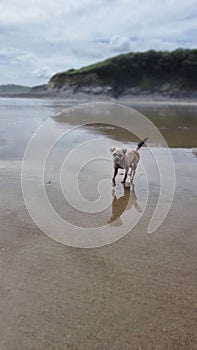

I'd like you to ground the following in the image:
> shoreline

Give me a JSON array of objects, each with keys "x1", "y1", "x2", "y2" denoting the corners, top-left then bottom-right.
[{"x1": 1, "y1": 92, "x2": 197, "y2": 106}]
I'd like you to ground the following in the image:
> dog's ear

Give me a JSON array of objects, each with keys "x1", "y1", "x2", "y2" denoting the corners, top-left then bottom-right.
[
  {"x1": 110, "y1": 147, "x2": 116, "y2": 153},
  {"x1": 122, "y1": 148, "x2": 127, "y2": 154}
]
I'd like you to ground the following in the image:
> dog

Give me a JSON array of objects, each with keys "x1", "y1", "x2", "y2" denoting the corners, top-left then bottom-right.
[{"x1": 110, "y1": 138, "x2": 148, "y2": 185}]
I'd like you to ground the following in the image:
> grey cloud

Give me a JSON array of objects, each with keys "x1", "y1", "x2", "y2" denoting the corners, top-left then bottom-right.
[
  {"x1": 109, "y1": 35, "x2": 132, "y2": 52},
  {"x1": 0, "y1": 0, "x2": 197, "y2": 85},
  {"x1": 33, "y1": 66, "x2": 54, "y2": 79}
]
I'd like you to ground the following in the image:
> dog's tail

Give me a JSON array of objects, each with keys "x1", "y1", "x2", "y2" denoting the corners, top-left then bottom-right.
[{"x1": 136, "y1": 137, "x2": 148, "y2": 151}]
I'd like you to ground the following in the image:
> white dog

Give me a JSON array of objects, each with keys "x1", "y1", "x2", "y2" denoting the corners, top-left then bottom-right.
[{"x1": 110, "y1": 138, "x2": 148, "y2": 185}]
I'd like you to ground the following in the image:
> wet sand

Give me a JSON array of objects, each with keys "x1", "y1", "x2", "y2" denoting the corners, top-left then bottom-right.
[{"x1": 0, "y1": 98, "x2": 197, "y2": 349}]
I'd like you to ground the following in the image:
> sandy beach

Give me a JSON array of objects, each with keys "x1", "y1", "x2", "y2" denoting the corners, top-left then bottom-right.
[{"x1": 0, "y1": 98, "x2": 197, "y2": 349}]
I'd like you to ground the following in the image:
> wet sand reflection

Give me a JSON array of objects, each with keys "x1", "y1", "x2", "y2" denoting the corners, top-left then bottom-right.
[{"x1": 108, "y1": 182, "x2": 142, "y2": 226}]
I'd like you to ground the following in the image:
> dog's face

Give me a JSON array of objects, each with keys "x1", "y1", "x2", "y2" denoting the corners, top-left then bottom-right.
[{"x1": 110, "y1": 147, "x2": 127, "y2": 165}]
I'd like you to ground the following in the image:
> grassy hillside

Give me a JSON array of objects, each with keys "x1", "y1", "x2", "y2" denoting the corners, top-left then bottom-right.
[{"x1": 49, "y1": 49, "x2": 197, "y2": 97}]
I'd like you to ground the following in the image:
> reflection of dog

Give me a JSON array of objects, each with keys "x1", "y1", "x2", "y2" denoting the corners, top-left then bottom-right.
[
  {"x1": 110, "y1": 138, "x2": 148, "y2": 185},
  {"x1": 108, "y1": 183, "x2": 142, "y2": 225}
]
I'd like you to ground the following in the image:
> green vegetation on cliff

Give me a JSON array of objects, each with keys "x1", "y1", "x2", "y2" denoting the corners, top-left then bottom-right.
[{"x1": 49, "y1": 49, "x2": 197, "y2": 97}]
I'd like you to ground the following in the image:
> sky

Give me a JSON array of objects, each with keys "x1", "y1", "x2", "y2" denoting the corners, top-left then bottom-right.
[{"x1": 0, "y1": 0, "x2": 197, "y2": 86}]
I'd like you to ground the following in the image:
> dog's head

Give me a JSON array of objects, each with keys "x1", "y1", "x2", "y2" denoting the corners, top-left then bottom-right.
[{"x1": 110, "y1": 147, "x2": 127, "y2": 165}]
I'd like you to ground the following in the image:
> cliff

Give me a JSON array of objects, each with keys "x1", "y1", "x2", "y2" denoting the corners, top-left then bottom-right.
[{"x1": 32, "y1": 48, "x2": 197, "y2": 99}]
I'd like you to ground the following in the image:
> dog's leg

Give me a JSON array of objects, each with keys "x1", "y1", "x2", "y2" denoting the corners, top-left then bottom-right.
[
  {"x1": 121, "y1": 167, "x2": 128, "y2": 183},
  {"x1": 130, "y1": 178, "x2": 134, "y2": 189},
  {"x1": 130, "y1": 158, "x2": 139, "y2": 181},
  {"x1": 130, "y1": 167, "x2": 133, "y2": 181},
  {"x1": 131, "y1": 166, "x2": 136, "y2": 180},
  {"x1": 112, "y1": 166, "x2": 118, "y2": 186},
  {"x1": 129, "y1": 162, "x2": 134, "y2": 181}
]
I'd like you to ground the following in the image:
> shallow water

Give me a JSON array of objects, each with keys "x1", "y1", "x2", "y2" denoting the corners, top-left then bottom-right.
[
  {"x1": 0, "y1": 98, "x2": 197, "y2": 160},
  {"x1": 0, "y1": 97, "x2": 196, "y2": 241}
]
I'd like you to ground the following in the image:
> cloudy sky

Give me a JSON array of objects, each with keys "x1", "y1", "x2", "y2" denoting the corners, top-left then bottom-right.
[{"x1": 0, "y1": 0, "x2": 197, "y2": 86}]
